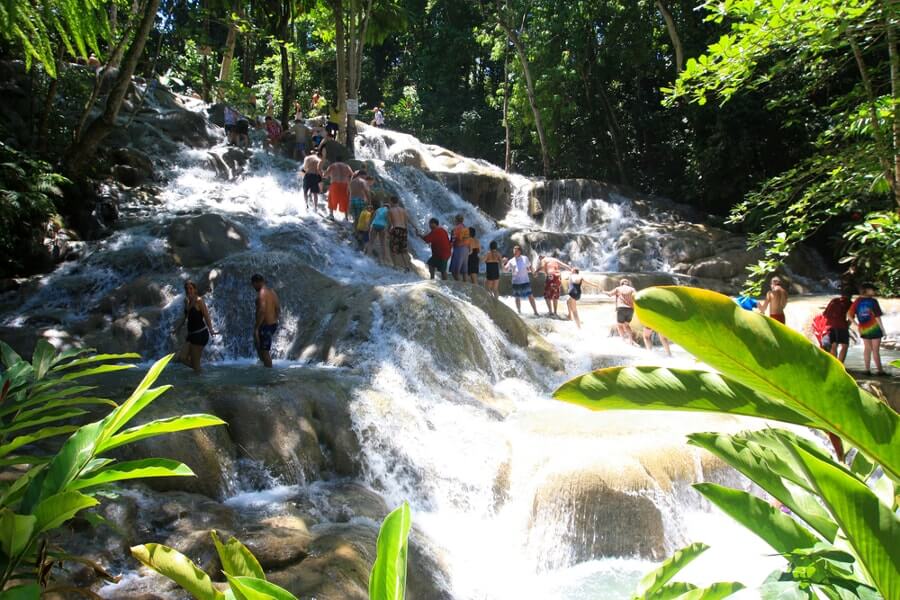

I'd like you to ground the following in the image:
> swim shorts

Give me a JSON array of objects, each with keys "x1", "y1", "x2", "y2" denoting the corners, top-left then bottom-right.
[
  {"x1": 350, "y1": 197, "x2": 365, "y2": 221},
  {"x1": 390, "y1": 227, "x2": 408, "y2": 254},
  {"x1": 544, "y1": 274, "x2": 561, "y2": 300},
  {"x1": 328, "y1": 181, "x2": 350, "y2": 214},
  {"x1": 822, "y1": 327, "x2": 849, "y2": 349},
  {"x1": 512, "y1": 282, "x2": 533, "y2": 298},
  {"x1": 770, "y1": 313, "x2": 786, "y2": 324},
  {"x1": 186, "y1": 328, "x2": 209, "y2": 347},
  {"x1": 257, "y1": 323, "x2": 278, "y2": 352},
  {"x1": 428, "y1": 256, "x2": 448, "y2": 273},
  {"x1": 303, "y1": 173, "x2": 322, "y2": 193},
  {"x1": 860, "y1": 325, "x2": 884, "y2": 340},
  {"x1": 236, "y1": 119, "x2": 249, "y2": 135},
  {"x1": 616, "y1": 307, "x2": 634, "y2": 323}
]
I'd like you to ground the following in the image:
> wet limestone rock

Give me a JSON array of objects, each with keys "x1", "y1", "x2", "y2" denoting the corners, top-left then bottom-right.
[
  {"x1": 433, "y1": 171, "x2": 512, "y2": 220},
  {"x1": 167, "y1": 214, "x2": 249, "y2": 267}
]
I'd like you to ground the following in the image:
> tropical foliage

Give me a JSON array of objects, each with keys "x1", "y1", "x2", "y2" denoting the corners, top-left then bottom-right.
[
  {"x1": 554, "y1": 286, "x2": 899, "y2": 599},
  {"x1": 630, "y1": 542, "x2": 744, "y2": 600},
  {"x1": 0, "y1": 342, "x2": 225, "y2": 596},
  {"x1": 132, "y1": 501, "x2": 412, "y2": 600}
]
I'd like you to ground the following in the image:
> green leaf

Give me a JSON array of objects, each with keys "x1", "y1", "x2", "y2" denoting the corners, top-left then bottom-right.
[
  {"x1": 671, "y1": 582, "x2": 745, "y2": 599},
  {"x1": 51, "y1": 352, "x2": 140, "y2": 371},
  {"x1": 68, "y1": 459, "x2": 195, "y2": 491},
  {"x1": 693, "y1": 483, "x2": 821, "y2": 553},
  {"x1": 0, "y1": 425, "x2": 79, "y2": 458},
  {"x1": 98, "y1": 354, "x2": 174, "y2": 445},
  {"x1": 369, "y1": 501, "x2": 412, "y2": 600},
  {"x1": 0, "y1": 583, "x2": 41, "y2": 599},
  {"x1": 1, "y1": 341, "x2": 23, "y2": 369},
  {"x1": 639, "y1": 582, "x2": 697, "y2": 599},
  {"x1": 0, "y1": 408, "x2": 88, "y2": 434},
  {"x1": 633, "y1": 287, "x2": 900, "y2": 479},
  {"x1": 131, "y1": 543, "x2": 224, "y2": 600},
  {"x1": 0, "y1": 509, "x2": 36, "y2": 557},
  {"x1": 688, "y1": 430, "x2": 838, "y2": 541},
  {"x1": 212, "y1": 530, "x2": 266, "y2": 580},
  {"x1": 554, "y1": 366, "x2": 815, "y2": 426},
  {"x1": 59, "y1": 363, "x2": 136, "y2": 381},
  {"x1": 850, "y1": 452, "x2": 876, "y2": 481},
  {"x1": 225, "y1": 575, "x2": 297, "y2": 600},
  {"x1": 30, "y1": 340, "x2": 56, "y2": 381},
  {"x1": 634, "y1": 542, "x2": 709, "y2": 597},
  {"x1": 788, "y1": 443, "x2": 900, "y2": 600},
  {"x1": 97, "y1": 414, "x2": 227, "y2": 454},
  {"x1": 33, "y1": 490, "x2": 98, "y2": 533}
]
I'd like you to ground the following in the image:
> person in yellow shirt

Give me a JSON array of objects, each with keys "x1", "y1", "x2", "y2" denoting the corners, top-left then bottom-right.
[{"x1": 356, "y1": 203, "x2": 373, "y2": 251}]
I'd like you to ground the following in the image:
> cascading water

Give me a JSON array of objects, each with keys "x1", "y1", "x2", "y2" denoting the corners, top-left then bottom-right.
[{"x1": 5, "y1": 98, "x2": 896, "y2": 599}]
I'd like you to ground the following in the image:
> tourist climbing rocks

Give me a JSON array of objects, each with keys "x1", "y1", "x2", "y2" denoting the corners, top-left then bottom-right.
[
  {"x1": 537, "y1": 254, "x2": 572, "y2": 316},
  {"x1": 759, "y1": 276, "x2": 788, "y2": 324},
  {"x1": 251, "y1": 274, "x2": 280, "y2": 368},
  {"x1": 482, "y1": 241, "x2": 502, "y2": 298},
  {"x1": 301, "y1": 152, "x2": 322, "y2": 211},
  {"x1": 372, "y1": 103, "x2": 385, "y2": 127},
  {"x1": 263, "y1": 116, "x2": 282, "y2": 154},
  {"x1": 504, "y1": 245, "x2": 538, "y2": 316},
  {"x1": 566, "y1": 268, "x2": 583, "y2": 328},
  {"x1": 419, "y1": 218, "x2": 451, "y2": 280},
  {"x1": 388, "y1": 196, "x2": 413, "y2": 272},
  {"x1": 224, "y1": 105, "x2": 239, "y2": 144},
  {"x1": 848, "y1": 283, "x2": 887, "y2": 375},
  {"x1": 467, "y1": 227, "x2": 481, "y2": 284},
  {"x1": 323, "y1": 160, "x2": 353, "y2": 220},
  {"x1": 291, "y1": 118, "x2": 310, "y2": 160},
  {"x1": 174, "y1": 280, "x2": 217, "y2": 373},
  {"x1": 821, "y1": 288, "x2": 853, "y2": 363},
  {"x1": 356, "y1": 202, "x2": 373, "y2": 251},
  {"x1": 605, "y1": 279, "x2": 637, "y2": 344},
  {"x1": 449, "y1": 214, "x2": 470, "y2": 280},
  {"x1": 349, "y1": 169, "x2": 371, "y2": 225}
]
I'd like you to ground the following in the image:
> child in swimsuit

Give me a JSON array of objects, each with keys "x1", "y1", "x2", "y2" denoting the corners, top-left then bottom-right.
[
  {"x1": 467, "y1": 227, "x2": 480, "y2": 284},
  {"x1": 482, "y1": 241, "x2": 502, "y2": 299}
]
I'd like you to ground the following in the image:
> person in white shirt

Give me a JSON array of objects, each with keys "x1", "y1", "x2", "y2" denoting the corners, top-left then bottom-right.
[{"x1": 503, "y1": 245, "x2": 538, "y2": 316}]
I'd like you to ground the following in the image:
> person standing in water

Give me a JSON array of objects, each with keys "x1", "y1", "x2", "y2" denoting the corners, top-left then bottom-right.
[
  {"x1": 355, "y1": 202, "x2": 373, "y2": 251},
  {"x1": 504, "y1": 245, "x2": 538, "y2": 316},
  {"x1": 349, "y1": 170, "x2": 371, "y2": 225},
  {"x1": 822, "y1": 288, "x2": 853, "y2": 363},
  {"x1": 537, "y1": 253, "x2": 572, "y2": 317},
  {"x1": 642, "y1": 327, "x2": 672, "y2": 357},
  {"x1": 848, "y1": 282, "x2": 887, "y2": 375},
  {"x1": 174, "y1": 281, "x2": 217, "y2": 373},
  {"x1": 566, "y1": 268, "x2": 583, "y2": 328},
  {"x1": 300, "y1": 152, "x2": 322, "y2": 211},
  {"x1": 482, "y1": 241, "x2": 503, "y2": 298},
  {"x1": 449, "y1": 215, "x2": 470, "y2": 281},
  {"x1": 419, "y1": 218, "x2": 451, "y2": 280},
  {"x1": 605, "y1": 278, "x2": 637, "y2": 344},
  {"x1": 388, "y1": 196, "x2": 413, "y2": 272},
  {"x1": 251, "y1": 274, "x2": 280, "y2": 368},
  {"x1": 368, "y1": 201, "x2": 390, "y2": 261},
  {"x1": 759, "y1": 276, "x2": 788, "y2": 324},
  {"x1": 467, "y1": 227, "x2": 481, "y2": 284},
  {"x1": 323, "y1": 160, "x2": 353, "y2": 221}
]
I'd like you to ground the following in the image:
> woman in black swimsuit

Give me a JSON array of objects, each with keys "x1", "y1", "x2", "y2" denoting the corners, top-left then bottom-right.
[
  {"x1": 467, "y1": 227, "x2": 481, "y2": 284},
  {"x1": 482, "y1": 241, "x2": 502, "y2": 299},
  {"x1": 174, "y1": 281, "x2": 217, "y2": 373},
  {"x1": 566, "y1": 268, "x2": 583, "y2": 328}
]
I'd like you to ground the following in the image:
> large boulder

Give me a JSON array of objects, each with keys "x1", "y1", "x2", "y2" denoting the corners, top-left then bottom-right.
[
  {"x1": 167, "y1": 214, "x2": 249, "y2": 267},
  {"x1": 432, "y1": 171, "x2": 512, "y2": 220}
]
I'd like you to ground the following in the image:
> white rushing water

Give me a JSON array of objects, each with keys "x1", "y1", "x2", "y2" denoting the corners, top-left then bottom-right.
[{"x1": 8, "y1": 104, "x2": 897, "y2": 599}]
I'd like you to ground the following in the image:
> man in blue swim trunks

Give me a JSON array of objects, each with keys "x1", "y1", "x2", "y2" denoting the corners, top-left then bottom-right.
[
  {"x1": 251, "y1": 274, "x2": 280, "y2": 368},
  {"x1": 503, "y1": 245, "x2": 538, "y2": 316}
]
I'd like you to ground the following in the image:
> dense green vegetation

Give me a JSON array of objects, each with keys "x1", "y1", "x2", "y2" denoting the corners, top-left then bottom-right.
[
  {"x1": 555, "y1": 287, "x2": 899, "y2": 599},
  {"x1": 0, "y1": 0, "x2": 897, "y2": 289}
]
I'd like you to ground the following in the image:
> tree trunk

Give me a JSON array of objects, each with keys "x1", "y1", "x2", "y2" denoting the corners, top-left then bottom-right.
[
  {"x1": 655, "y1": 0, "x2": 683, "y2": 74},
  {"x1": 503, "y1": 26, "x2": 551, "y2": 178},
  {"x1": 64, "y1": 0, "x2": 161, "y2": 176},
  {"x1": 849, "y1": 33, "x2": 897, "y2": 201},
  {"x1": 503, "y1": 47, "x2": 511, "y2": 172},
  {"x1": 280, "y1": 40, "x2": 291, "y2": 127},
  {"x1": 333, "y1": 0, "x2": 348, "y2": 143},
  {"x1": 886, "y1": 1, "x2": 900, "y2": 209},
  {"x1": 345, "y1": 0, "x2": 373, "y2": 153},
  {"x1": 109, "y1": 0, "x2": 141, "y2": 67},
  {"x1": 218, "y1": 2, "x2": 240, "y2": 93}
]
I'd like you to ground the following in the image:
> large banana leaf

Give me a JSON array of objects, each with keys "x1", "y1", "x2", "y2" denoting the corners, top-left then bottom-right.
[
  {"x1": 131, "y1": 543, "x2": 224, "y2": 600},
  {"x1": 670, "y1": 582, "x2": 745, "y2": 599},
  {"x1": 693, "y1": 483, "x2": 820, "y2": 553},
  {"x1": 225, "y1": 575, "x2": 297, "y2": 600},
  {"x1": 632, "y1": 287, "x2": 899, "y2": 479},
  {"x1": 633, "y1": 542, "x2": 709, "y2": 598},
  {"x1": 554, "y1": 366, "x2": 815, "y2": 426},
  {"x1": 211, "y1": 530, "x2": 266, "y2": 580},
  {"x1": 688, "y1": 431, "x2": 838, "y2": 541},
  {"x1": 788, "y1": 442, "x2": 900, "y2": 600},
  {"x1": 369, "y1": 501, "x2": 412, "y2": 600}
]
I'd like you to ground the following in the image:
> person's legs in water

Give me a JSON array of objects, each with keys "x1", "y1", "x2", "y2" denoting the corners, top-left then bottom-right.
[
  {"x1": 660, "y1": 334, "x2": 672, "y2": 357},
  {"x1": 528, "y1": 293, "x2": 539, "y2": 316},
  {"x1": 567, "y1": 296, "x2": 581, "y2": 328},
  {"x1": 642, "y1": 328, "x2": 654, "y2": 351},
  {"x1": 863, "y1": 338, "x2": 873, "y2": 373},
  {"x1": 514, "y1": 297, "x2": 521, "y2": 313},
  {"x1": 177, "y1": 342, "x2": 191, "y2": 367},
  {"x1": 871, "y1": 337, "x2": 884, "y2": 373},
  {"x1": 188, "y1": 343, "x2": 203, "y2": 373},
  {"x1": 256, "y1": 323, "x2": 277, "y2": 368}
]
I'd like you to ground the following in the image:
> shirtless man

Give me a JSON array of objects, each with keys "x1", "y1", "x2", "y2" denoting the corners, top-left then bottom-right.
[
  {"x1": 322, "y1": 160, "x2": 353, "y2": 220},
  {"x1": 251, "y1": 274, "x2": 280, "y2": 368},
  {"x1": 349, "y1": 171, "x2": 371, "y2": 225},
  {"x1": 536, "y1": 254, "x2": 572, "y2": 317},
  {"x1": 759, "y1": 276, "x2": 788, "y2": 324},
  {"x1": 300, "y1": 153, "x2": 322, "y2": 211},
  {"x1": 605, "y1": 278, "x2": 637, "y2": 344},
  {"x1": 388, "y1": 196, "x2": 413, "y2": 272}
]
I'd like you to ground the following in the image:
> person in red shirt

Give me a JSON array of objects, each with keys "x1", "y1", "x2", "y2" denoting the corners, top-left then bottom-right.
[
  {"x1": 418, "y1": 218, "x2": 451, "y2": 280},
  {"x1": 821, "y1": 289, "x2": 853, "y2": 362},
  {"x1": 263, "y1": 116, "x2": 283, "y2": 154}
]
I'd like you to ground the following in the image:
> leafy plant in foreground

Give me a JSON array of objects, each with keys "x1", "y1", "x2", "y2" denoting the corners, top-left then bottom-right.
[
  {"x1": 0, "y1": 342, "x2": 225, "y2": 596},
  {"x1": 132, "y1": 501, "x2": 412, "y2": 600},
  {"x1": 554, "y1": 286, "x2": 899, "y2": 599},
  {"x1": 631, "y1": 542, "x2": 744, "y2": 599}
]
